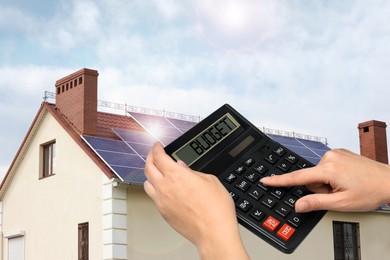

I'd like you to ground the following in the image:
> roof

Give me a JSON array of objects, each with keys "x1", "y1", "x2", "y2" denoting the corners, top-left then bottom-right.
[{"x1": 1, "y1": 98, "x2": 331, "y2": 193}]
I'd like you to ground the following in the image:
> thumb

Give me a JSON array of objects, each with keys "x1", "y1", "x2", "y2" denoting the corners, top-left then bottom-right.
[
  {"x1": 177, "y1": 160, "x2": 188, "y2": 168},
  {"x1": 295, "y1": 193, "x2": 343, "y2": 213}
]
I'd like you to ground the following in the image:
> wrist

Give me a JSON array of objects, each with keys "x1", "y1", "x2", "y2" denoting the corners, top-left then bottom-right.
[{"x1": 197, "y1": 224, "x2": 250, "y2": 260}]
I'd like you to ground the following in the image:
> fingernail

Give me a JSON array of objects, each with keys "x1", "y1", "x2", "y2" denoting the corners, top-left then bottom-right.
[
  {"x1": 296, "y1": 201, "x2": 309, "y2": 213},
  {"x1": 260, "y1": 177, "x2": 269, "y2": 182}
]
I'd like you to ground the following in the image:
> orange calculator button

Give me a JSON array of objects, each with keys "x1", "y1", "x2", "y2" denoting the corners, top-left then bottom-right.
[
  {"x1": 277, "y1": 223, "x2": 296, "y2": 241},
  {"x1": 262, "y1": 216, "x2": 280, "y2": 232}
]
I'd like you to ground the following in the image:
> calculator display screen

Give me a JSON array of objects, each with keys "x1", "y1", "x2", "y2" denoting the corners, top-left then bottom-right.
[{"x1": 172, "y1": 113, "x2": 240, "y2": 166}]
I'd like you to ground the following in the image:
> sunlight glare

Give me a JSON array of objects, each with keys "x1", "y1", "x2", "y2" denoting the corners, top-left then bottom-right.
[{"x1": 196, "y1": 0, "x2": 277, "y2": 51}]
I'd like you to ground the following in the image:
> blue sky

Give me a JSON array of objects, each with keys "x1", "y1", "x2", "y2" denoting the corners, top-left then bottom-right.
[{"x1": 1, "y1": 0, "x2": 390, "y2": 179}]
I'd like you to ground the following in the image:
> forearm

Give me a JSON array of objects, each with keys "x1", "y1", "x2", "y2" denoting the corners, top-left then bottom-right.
[
  {"x1": 376, "y1": 163, "x2": 390, "y2": 206},
  {"x1": 197, "y1": 225, "x2": 250, "y2": 260}
]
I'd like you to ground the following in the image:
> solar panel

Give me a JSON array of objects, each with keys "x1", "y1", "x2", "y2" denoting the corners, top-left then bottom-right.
[
  {"x1": 82, "y1": 113, "x2": 331, "y2": 185},
  {"x1": 82, "y1": 135, "x2": 146, "y2": 184},
  {"x1": 112, "y1": 128, "x2": 157, "y2": 158},
  {"x1": 296, "y1": 138, "x2": 330, "y2": 150},
  {"x1": 268, "y1": 134, "x2": 331, "y2": 165},
  {"x1": 83, "y1": 135, "x2": 135, "y2": 153},
  {"x1": 113, "y1": 128, "x2": 156, "y2": 145},
  {"x1": 111, "y1": 166, "x2": 146, "y2": 183},
  {"x1": 267, "y1": 134, "x2": 303, "y2": 147},
  {"x1": 165, "y1": 117, "x2": 197, "y2": 132},
  {"x1": 128, "y1": 112, "x2": 183, "y2": 145}
]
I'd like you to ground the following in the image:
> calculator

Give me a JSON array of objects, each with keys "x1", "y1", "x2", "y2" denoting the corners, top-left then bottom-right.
[{"x1": 164, "y1": 104, "x2": 326, "y2": 254}]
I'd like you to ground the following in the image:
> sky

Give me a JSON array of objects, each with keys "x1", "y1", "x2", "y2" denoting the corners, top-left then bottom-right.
[{"x1": 1, "y1": 0, "x2": 390, "y2": 180}]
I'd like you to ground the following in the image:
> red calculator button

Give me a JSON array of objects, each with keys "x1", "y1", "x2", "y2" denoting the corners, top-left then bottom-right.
[
  {"x1": 262, "y1": 216, "x2": 280, "y2": 232},
  {"x1": 277, "y1": 223, "x2": 296, "y2": 241}
]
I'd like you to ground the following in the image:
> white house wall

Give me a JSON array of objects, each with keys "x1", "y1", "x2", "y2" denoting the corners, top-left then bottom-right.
[
  {"x1": 126, "y1": 188, "x2": 199, "y2": 259},
  {"x1": 125, "y1": 188, "x2": 390, "y2": 260},
  {"x1": 1, "y1": 111, "x2": 105, "y2": 259}
]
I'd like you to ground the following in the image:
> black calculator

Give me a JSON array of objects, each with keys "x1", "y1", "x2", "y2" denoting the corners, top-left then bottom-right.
[{"x1": 164, "y1": 104, "x2": 326, "y2": 254}]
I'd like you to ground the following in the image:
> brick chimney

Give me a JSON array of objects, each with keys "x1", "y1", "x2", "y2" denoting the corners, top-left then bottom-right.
[
  {"x1": 55, "y1": 68, "x2": 98, "y2": 136},
  {"x1": 358, "y1": 120, "x2": 388, "y2": 164}
]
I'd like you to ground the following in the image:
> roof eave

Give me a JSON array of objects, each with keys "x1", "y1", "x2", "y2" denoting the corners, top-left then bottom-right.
[
  {"x1": 0, "y1": 102, "x2": 116, "y2": 199},
  {"x1": 0, "y1": 103, "x2": 47, "y2": 198}
]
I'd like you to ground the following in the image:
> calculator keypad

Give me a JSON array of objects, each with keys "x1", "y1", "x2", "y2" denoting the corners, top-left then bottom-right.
[{"x1": 222, "y1": 143, "x2": 312, "y2": 244}]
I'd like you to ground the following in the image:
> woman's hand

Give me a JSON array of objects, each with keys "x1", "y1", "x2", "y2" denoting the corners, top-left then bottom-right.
[
  {"x1": 144, "y1": 142, "x2": 250, "y2": 260},
  {"x1": 261, "y1": 149, "x2": 390, "y2": 213}
]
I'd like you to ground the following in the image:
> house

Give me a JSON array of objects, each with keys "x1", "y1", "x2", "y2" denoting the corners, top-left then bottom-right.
[{"x1": 0, "y1": 68, "x2": 389, "y2": 260}]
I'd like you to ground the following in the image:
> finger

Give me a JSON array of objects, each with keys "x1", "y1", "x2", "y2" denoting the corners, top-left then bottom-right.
[
  {"x1": 295, "y1": 193, "x2": 347, "y2": 213},
  {"x1": 177, "y1": 160, "x2": 188, "y2": 168},
  {"x1": 260, "y1": 167, "x2": 327, "y2": 187},
  {"x1": 152, "y1": 142, "x2": 179, "y2": 174},
  {"x1": 144, "y1": 180, "x2": 156, "y2": 200},
  {"x1": 144, "y1": 147, "x2": 164, "y2": 184}
]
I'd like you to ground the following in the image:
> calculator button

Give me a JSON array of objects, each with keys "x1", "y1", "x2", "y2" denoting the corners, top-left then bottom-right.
[
  {"x1": 265, "y1": 153, "x2": 279, "y2": 165},
  {"x1": 224, "y1": 173, "x2": 237, "y2": 183},
  {"x1": 286, "y1": 153, "x2": 298, "y2": 164},
  {"x1": 275, "y1": 204, "x2": 291, "y2": 218},
  {"x1": 235, "y1": 165, "x2": 246, "y2": 174},
  {"x1": 259, "y1": 144, "x2": 270, "y2": 153},
  {"x1": 284, "y1": 195, "x2": 298, "y2": 207},
  {"x1": 257, "y1": 182, "x2": 269, "y2": 191},
  {"x1": 229, "y1": 191, "x2": 239, "y2": 201},
  {"x1": 263, "y1": 216, "x2": 280, "y2": 232},
  {"x1": 250, "y1": 208, "x2": 265, "y2": 221},
  {"x1": 292, "y1": 187, "x2": 309, "y2": 198},
  {"x1": 273, "y1": 146, "x2": 286, "y2": 157},
  {"x1": 261, "y1": 196, "x2": 278, "y2": 209},
  {"x1": 253, "y1": 164, "x2": 268, "y2": 175},
  {"x1": 236, "y1": 180, "x2": 251, "y2": 192},
  {"x1": 288, "y1": 214, "x2": 305, "y2": 227},
  {"x1": 244, "y1": 158, "x2": 255, "y2": 166},
  {"x1": 270, "y1": 188, "x2": 287, "y2": 199},
  {"x1": 236, "y1": 199, "x2": 252, "y2": 212},
  {"x1": 277, "y1": 223, "x2": 296, "y2": 241},
  {"x1": 248, "y1": 187, "x2": 263, "y2": 201},
  {"x1": 244, "y1": 172, "x2": 261, "y2": 183},
  {"x1": 276, "y1": 160, "x2": 292, "y2": 172}
]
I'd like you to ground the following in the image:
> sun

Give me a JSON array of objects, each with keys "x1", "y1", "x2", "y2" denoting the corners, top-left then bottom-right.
[
  {"x1": 216, "y1": 1, "x2": 249, "y2": 33},
  {"x1": 196, "y1": 0, "x2": 276, "y2": 51}
]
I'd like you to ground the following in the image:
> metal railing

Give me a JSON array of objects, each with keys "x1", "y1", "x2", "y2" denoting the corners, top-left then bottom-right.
[{"x1": 43, "y1": 91, "x2": 328, "y2": 144}]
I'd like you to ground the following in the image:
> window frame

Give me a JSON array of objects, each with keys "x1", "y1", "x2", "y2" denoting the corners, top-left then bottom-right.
[
  {"x1": 78, "y1": 222, "x2": 89, "y2": 260},
  {"x1": 40, "y1": 140, "x2": 56, "y2": 179},
  {"x1": 333, "y1": 221, "x2": 361, "y2": 260}
]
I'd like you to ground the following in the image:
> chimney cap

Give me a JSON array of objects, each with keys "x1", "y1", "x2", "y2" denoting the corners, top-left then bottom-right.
[
  {"x1": 55, "y1": 68, "x2": 99, "y2": 86},
  {"x1": 358, "y1": 120, "x2": 387, "y2": 129}
]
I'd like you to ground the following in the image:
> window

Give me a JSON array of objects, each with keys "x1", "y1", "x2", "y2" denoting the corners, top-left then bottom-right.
[
  {"x1": 333, "y1": 221, "x2": 361, "y2": 260},
  {"x1": 363, "y1": 126, "x2": 369, "y2": 133},
  {"x1": 78, "y1": 222, "x2": 89, "y2": 260},
  {"x1": 41, "y1": 141, "x2": 56, "y2": 178},
  {"x1": 8, "y1": 236, "x2": 24, "y2": 260},
  {"x1": 5, "y1": 231, "x2": 25, "y2": 260}
]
